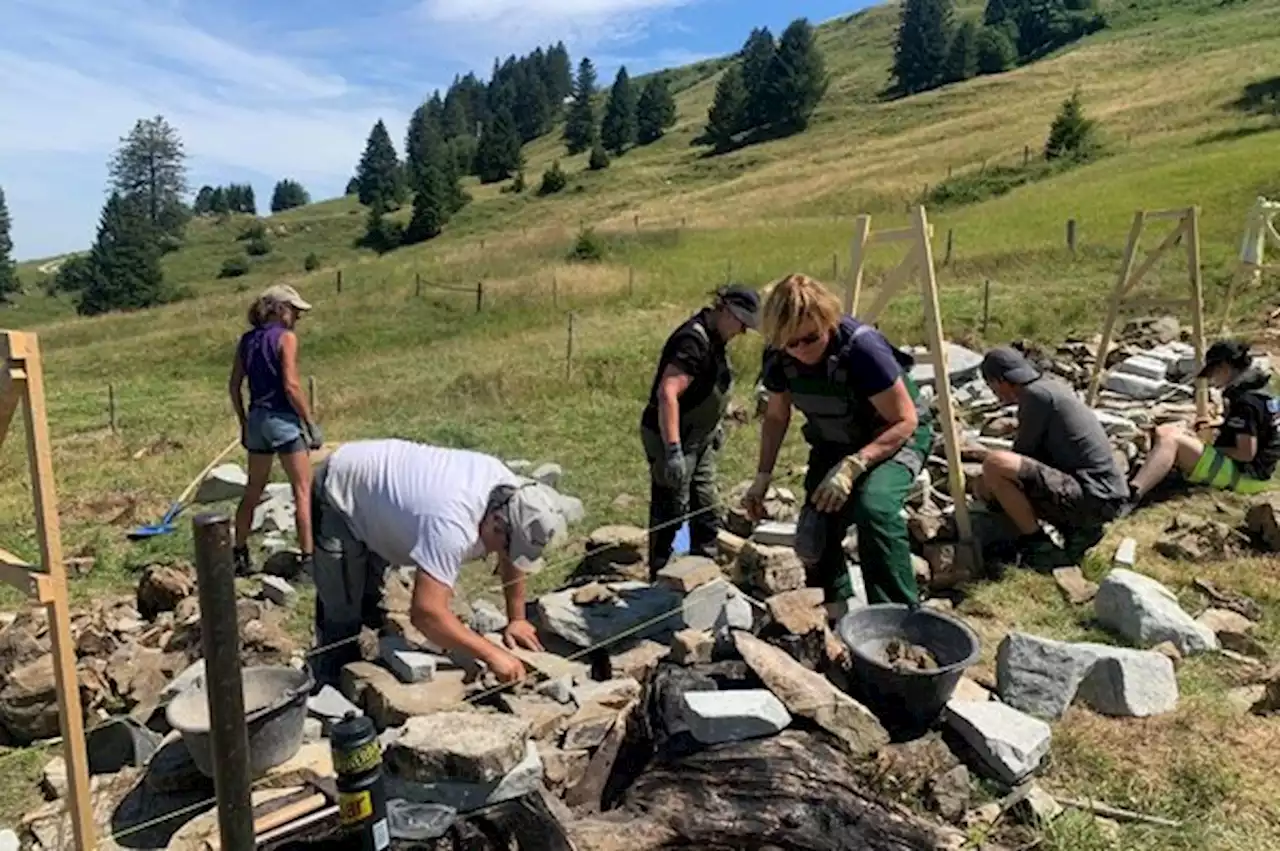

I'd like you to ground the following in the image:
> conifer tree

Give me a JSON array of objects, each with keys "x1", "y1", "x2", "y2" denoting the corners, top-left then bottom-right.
[
  {"x1": 892, "y1": 0, "x2": 956, "y2": 94},
  {"x1": 1044, "y1": 88, "x2": 1098, "y2": 160},
  {"x1": 636, "y1": 74, "x2": 678, "y2": 144},
  {"x1": 515, "y1": 65, "x2": 552, "y2": 142},
  {"x1": 705, "y1": 65, "x2": 748, "y2": 152},
  {"x1": 943, "y1": 19, "x2": 980, "y2": 83},
  {"x1": 403, "y1": 161, "x2": 447, "y2": 244},
  {"x1": 78, "y1": 193, "x2": 166, "y2": 316},
  {"x1": 210, "y1": 186, "x2": 229, "y2": 214},
  {"x1": 270, "y1": 179, "x2": 311, "y2": 213},
  {"x1": 767, "y1": 18, "x2": 830, "y2": 132},
  {"x1": 108, "y1": 115, "x2": 189, "y2": 241},
  {"x1": 476, "y1": 108, "x2": 522, "y2": 183},
  {"x1": 0, "y1": 187, "x2": 18, "y2": 303},
  {"x1": 600, "y1": 67, "x2": 638, "y2": 156},
  {"x1": 356, "y1": 119, "x2": 406, "y2": 209},
  {"x1": 193, "y1": 186, "x2": 215, "y2": 215},
  {"x1": 564, "y1": 58, "x2": 599, "y2": 155},
  {"x1": 975, "y1": 25, "x2": 1017, "y2": 74},
  {"x1": 588, "y1": 143, "x2": 610, "y2": 171},
  {"x1": 545, "y1": 42, "x2": 574, "y2": 106},
  {"x1": 739, "y1": 27, "x2": 777, "y2": 130}
]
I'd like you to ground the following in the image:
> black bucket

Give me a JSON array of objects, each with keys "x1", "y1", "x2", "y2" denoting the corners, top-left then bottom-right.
[
  {"x1": 836, "y1": 604, "x2": 980, "y2": 737},
  {"x1": 166, "y1": 664, "x2": 314, "y2": 779}
]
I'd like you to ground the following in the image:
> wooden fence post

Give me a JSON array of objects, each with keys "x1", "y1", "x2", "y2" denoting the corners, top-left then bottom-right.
[
  {"x1": 1067, "y1": 219, "x2": 1078, "y2": 257},
  {"x1": 108, "y1": 384, "x2": 116, "y2": 434},
  {"x1": 565, "y1": 313, "x2": 575, "y2": 380},
  {"x1": 945, "y1": 229, "x2": 954, "y2": 266},
  {"x1": 308, "y1": 376, "x2": 316, "y2": 415},
  {"x1": 832, "y1": 253, "x2": 839, "y2": 282},
  {"x1": 476, "y1": 282, "x2": 484, "y2": 313},
  {"x1": 1023, "y1": 145, "x2": 1030, "y2": 166},
  {"x1": 726, "y1": 259, "x2": 733, "y2": 284},
  {"x1": 634, "y1": 214, "x2": 640, "y2": 232},
  {"x1": 552, "y1": 273, "x2": 558, "y2": 307},
  {"x1": 628, "y1": 266, "x2": 634, "y2": 297},
  {"x1": 336, "y1": 269, "x2": 342, "y2": 293},
  {"x1": 982, "y1": 280, "x2": 991, "y2": 336},
  {"x1": 415, "y1": 272, "x2": 421, "y2": 297}
]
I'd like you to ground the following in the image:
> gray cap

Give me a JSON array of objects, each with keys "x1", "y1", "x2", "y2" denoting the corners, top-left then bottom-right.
[
  {"x1": 981, "y1": 346, "x2": 1040, "y2": 385},
  {"x1": 505, "y1": 484, "x2": 564, "y2": 572}
]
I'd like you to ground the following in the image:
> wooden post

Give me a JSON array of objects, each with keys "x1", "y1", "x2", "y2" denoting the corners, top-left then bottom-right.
[
  {"x1": 476, "y1": 282, "x2": 484, "y2": 313},
  {"x1": 634, "y1": 214, "x2": 640, "y2": 232},
  {"x1": 1185, "y1": 207, "x2": 1208, "y2": 422},
  {"x1": 108, "y1": 383, "x2": 116, "y2": 434},
  {"x1": 308, "y1": 376, "x2": 316, "y2": 415},
  {"x1": 336, "y1": 269, "x2": 342, "y2": 293},
  {"x1": 565, "y1": 313, "x2": 575, "y2": 381},
  {"x1": 192, "y1": 513, "x2": 255, "y2": 851},
  {"x1": 1086, "y1": 212, "x2": 1147, "y2": 407},
  {"x1": 552, "y1": 272, "x2": 558, "y2": 307},
  {"x1": 848, "y1": 215, "x2": 871, "y2": 315},
  {"x1": 947, "y1": 165, "x2": 953, "y2": 178},
  {"x1": 944, "y1": 229, "x2": 954, "y2": 266},
  {"x1": 415, "y1": 272, "x2": 421, "y2": 297},
  {"x1": 1023, "y1": 145, "x2": 1030, "y2": 166},
  {"x1": 982, "y1": 280, "x2": 991, "y2": 336},
  {"x1": 1067, "y1": 219, "x2": 1078, "y2": 256},
  {"x1": 628, "y1": 266, "x2": 635, "y2": 297},
  {"x1": 726, "y1": 259, "x2": 733, "y2": 284}
]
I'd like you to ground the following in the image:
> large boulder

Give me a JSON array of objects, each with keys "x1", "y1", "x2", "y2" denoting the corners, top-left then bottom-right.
[
  {"x1": 0, "y1": 655, "x2": 63, "y2": 743},
  {"x1": 1095, "y1": 569, "x2": 1217, "y2": 656},
  {"x1": 944, "y1": 700, "x2": 1051, "y2": 785},
  {"x1": 384, "y1": 711, "x2": 531, "y2": 784}
]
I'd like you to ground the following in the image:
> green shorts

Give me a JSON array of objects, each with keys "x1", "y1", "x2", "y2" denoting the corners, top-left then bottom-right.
[{"x1": 1187, "y1": 445, "x2": 1272, "y2": 494}]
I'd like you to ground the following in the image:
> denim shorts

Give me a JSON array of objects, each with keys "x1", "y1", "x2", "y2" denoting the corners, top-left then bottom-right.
[{"x1": 244, "y1": 408, "x2": 307, "y2": 455}]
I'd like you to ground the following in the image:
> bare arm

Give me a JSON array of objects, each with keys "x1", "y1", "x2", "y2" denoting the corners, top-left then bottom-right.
[
  {"x1": 498, "y1": 551, "x2": 528, "y2": 624},
  {"x1": 656, "y1": 365, "x2": 693, "y2": 445},
  {"x1": 757, "y1": 389, "x2": 793, "y2": 475},
  {"x1": 857, "y1": 378, "x2": 918, "y2": 466},
  {"x1": 228, "y1": 348, "x2": 247, "y2": 427},
  {"x1": 1223, "y1": 432, "x2": 1259, "y2": 463},
  {"x1": 410, "y1": 571, "x2": 512, "y2": 667},
  {"x1": 277, "y1": 331, "x2": 314, "y2": 423}
]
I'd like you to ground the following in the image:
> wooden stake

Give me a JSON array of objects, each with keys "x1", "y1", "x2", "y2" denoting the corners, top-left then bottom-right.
[
  {"x1": 552, "y1": 273, "x2": 558, "y2": 307},
  {"x1": 415, "y1": 272, "x2": 421, "y2": 297},
  {"x1": 848, "y1": 215, "x2": 871, "y2": 315},
  {"x1": 628, "y1": 266, "x2": 634, "y2": 296},
  {"x1": 634, "y1": 214, "x2": 640, "y2": 231},
  {"x1": 944, "y1": 228, "x2": 954, "y2": 266},
  {"x1": 476, "y1": 281, "x2": 484, "y2": 313},
  {"x1": 832, "y1": 252, "x2": 839, "y2": 283},
  {"x1": 1185, "y1": 207, "x2": 1208, "y2": 423},
  {"x1": 1054, "y1": 797, "x2": 1181, "y2": 828},
  {"x1": 982, "y1": 280, "x2": 991, "y2": 336},
  {"x1": 1086, "y1": 211, "x2": 1145, "y2": 407},
  {"x1": 1067, "y1": 219, "x2": 1078, "y2": 256},
  {"x1": 1023, "y1": 145, "x2": 1030, "y2": 166},
  {"x1": 566, "y1": 313, "x2": 575, "y2": 380},
  {"x1": 108, "y1": 383, "x2": 116, "y2": 433},
  {"x1": 336, "y1": 269, "x2": 342, "y2": 293}
]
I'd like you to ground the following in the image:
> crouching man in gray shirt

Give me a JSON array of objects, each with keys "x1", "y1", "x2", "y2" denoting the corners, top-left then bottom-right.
[{"x1": 976, "y1": 347, "x2": 1129, "y2": 569}]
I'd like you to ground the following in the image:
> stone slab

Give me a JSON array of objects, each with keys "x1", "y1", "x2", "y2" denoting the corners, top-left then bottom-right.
[
  {"x1": 945, "y1": 700, "x2": 1051, "y2": 785},
  {"x1": 682, "y1": 689, "x2": 791, "y2": 744}
]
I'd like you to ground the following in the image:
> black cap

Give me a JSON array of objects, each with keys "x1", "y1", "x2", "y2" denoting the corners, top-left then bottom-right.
[
  {"x1": 716, "y1": 284, "x2": 760, "y2": 330},
  {"x1": 1197, "y1": 339, "x2": 1251, "y2": 378},
  {"x1": 981, "y1": 346, "x2": 1040, "y2": 385}
]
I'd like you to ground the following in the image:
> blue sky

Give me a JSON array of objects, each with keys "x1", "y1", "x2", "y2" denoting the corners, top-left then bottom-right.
[{"x1": 1, "y1": 0, "x2": 869, "y2": 261}]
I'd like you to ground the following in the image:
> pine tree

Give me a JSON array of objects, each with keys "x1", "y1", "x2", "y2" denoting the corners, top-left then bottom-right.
[
  {"x1": 476, "y1": 108, "x2": 522, "y2": 183},
  {"x1": 740, "y1": 27, "x2": 777, "y2": 130},
  {"x1": 403, "y1": 160, "x2": 447, "y2": 244},
  {"x1": 600, "y1": 67, "x2": 638, "y2": 156},
  {"x1": 271, "y1": 179, "x2": 311, "y2": 213},
  {"x1": 705, "y1": 65, "x2": 748, "y2": 152},
  {"x1": 356, "y1": 119, "x2": 406, "y2": 209},
  {"x1": 975, "y1": 25, "x2": 1018, "y2": 74},
  {"x1": 241, "y1": 184, "x2": 257, "y2": 215},
  {"x1": 984, "y1": 0, "x2": 1017, "y2": 27},
  {"x1": 564, "y1": 58, "x2": 599, "y2": 155},
  {"x1": 588, "y1": 143, "x2": 610, "y2": 171},
  {"x1": 545, "y1": 42, "x2": 574, "y2": 106},
  {"x1": 108, "y1": 115, "x2": 189, "y2": 240},
  {"x1": 1044, "y1": 88, "x2": 1098, "y2": 160},
  {"x1": 78, "y1": 193, "x2": 166, "y2": 316},
  {"x1": 636, "y1": 74, "x2": 678, "y2": 144},
  {"x1": 193, "y1": 186, "x2": 215, "y2": 215},
  {"x1": 442, "y1": 84, "x2": 471, "y2": 139},
  {"x1": 767, "y1": 18, "x2": 830, "y2": 132},
  {"x1": 892, "y1": 0, "x2": 956, "y2": 94},
  {"x1": 210, "y1": 186, "x2": 229, "y2": 214},
  {"x1": 0, "y1": 187, "x2": 18, "y2": 303},
  {"x1": 515, "y1": 65, "x2": 552, "y2": 142},
  {"x1": 943, "y1": 19, "x2": 980, "y2": 83}
]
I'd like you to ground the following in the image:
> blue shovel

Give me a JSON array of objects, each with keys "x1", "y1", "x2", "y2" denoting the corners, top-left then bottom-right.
[{"x1": 129, "y1": 438, "x2": 240, "y2": 540}]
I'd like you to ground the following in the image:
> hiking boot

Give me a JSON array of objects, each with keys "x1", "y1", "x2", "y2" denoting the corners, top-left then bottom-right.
[
  {"x1": 1062, "y1": 525, "x2": 1106, "y2": 562},
  {"x1": 233, "y1": 545, "x2": 252, "y2": 576},
  {"x1": 1018, "y1": 531, "x2": 1071, "y2": 572}
]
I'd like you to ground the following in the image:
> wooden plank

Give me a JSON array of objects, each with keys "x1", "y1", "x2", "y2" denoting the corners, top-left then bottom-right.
[
  {"x1": 1144, "y1": 207, "x2": 1195, "y2": 221},
  {"x1": 0, "y1": 330, "x2": 36, "y2": 361},
  {"x1": 0, "y1": 366, "x2": 25, "y2": 451},
  {"x1": 1185, "y1": 206, "x2": 1209, "y2": 423},
  {"x1": 847, "y1": 216, "x2": 870, "y2": 315},
  {"x1": 860, "y1": 251, "x2": 917, "y2": 325},
  {"x1": 1121, "y1": 218, "x2": 1187, "y2": 297},
  {"x1": 1087, "y1": 211, "x2": 1146, "y2": 407},
  {"x1": 17, "y1": 335, "x2": 95, "y2": 851},
  {"x1": 1118, "y1": 297, "x2": 1193, "y2": 313}
]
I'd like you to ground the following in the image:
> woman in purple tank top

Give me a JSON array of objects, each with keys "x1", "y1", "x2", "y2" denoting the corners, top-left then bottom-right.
[{"x1": 228, "y1": 284, "x2": 321, "y2": 576}]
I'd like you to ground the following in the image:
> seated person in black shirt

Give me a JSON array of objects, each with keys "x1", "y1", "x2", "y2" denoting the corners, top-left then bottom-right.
[{"x1": 1126, "y1": 339, "x2": 1280, "y2": 506}]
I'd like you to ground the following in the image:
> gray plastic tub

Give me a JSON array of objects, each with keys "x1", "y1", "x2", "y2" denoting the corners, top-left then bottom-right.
[{"x1": 165, "y1": 664, "x2": 314, "y2": 779}]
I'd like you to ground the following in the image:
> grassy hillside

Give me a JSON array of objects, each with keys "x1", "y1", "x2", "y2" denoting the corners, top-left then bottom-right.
[{"x1": 2, "y1": 0, "x2": 1280, "y2": 845}]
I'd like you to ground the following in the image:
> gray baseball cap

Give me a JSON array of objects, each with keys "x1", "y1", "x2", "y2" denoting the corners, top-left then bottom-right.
[
  {"x1": 981, "y1": 346, "x2": 1040, "y2": 385},
  {"x1": 505, "y1": 484, "x2": 564, "y2": 572}
]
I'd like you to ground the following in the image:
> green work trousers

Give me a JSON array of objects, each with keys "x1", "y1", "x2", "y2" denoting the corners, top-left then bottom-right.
[{"x1": 797, "y1": 428, "x2": 930, "y2": 606}]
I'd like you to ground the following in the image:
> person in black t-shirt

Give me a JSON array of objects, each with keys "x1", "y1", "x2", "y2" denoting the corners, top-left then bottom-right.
[
  {"x1": 640, "y1": 285, "x2": 760, "y2": 576},
  {"x1": 1125, "y1": 339, "x2": 1280, "y2": 506}
]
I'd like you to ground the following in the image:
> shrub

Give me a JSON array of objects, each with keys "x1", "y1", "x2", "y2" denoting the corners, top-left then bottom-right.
[
  {"x1": 238, "y1": 220, "x2": 267, "y2": 241},
  {"x1": 1045, "y1": 88, "x2": 1100, "y2": 161},
  {"x1": 219, "y1": 256, "x2": 250, "y2": 278},
  {"x1": 568, "y1": 227, "x2": 606, "y2": 262},
  {"x1": 539, "y1": 161, "x2": 568, "y2": 196},
  {"x1": 588, "y1": 144, "x2": 610, "y2": 171},
  {"x1": 245, "y1": 236, "x2": 272, "y2": 257},
  {"x1": 304, "y1": 252, "x2": 321, "y2": 272}
]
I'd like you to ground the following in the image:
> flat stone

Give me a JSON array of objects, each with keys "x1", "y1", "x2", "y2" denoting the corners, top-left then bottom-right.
[
  {"x1": 571, "y1": 677, "x2": 640, "y2": 709},
  {"x1": 1197, "y1": 608, "x2": 1256, "y2": 636},
  {"x1": 944, "y1": 700, "x2": 1051, "y2": 785},
  {"x1": 739, "y1": 543, "x2": 806, "y2": 595},
  {"x1": 1114, "y1": 354, "x2": 1169, "y2": 382},
  {"x1": 385, "y1": 711, "x2": 531, "y2": 784},
  {"x1": 671, "y1": 629, "x2": 715, "y2": 665},
  {"x1": 950, "y1": 677, "x2": 991, "y2": 703},
  {"x1": 751, "y1": 521, "x2": 797, "y2": 548},
  {"x1": 537, "y1": 582, "x2": 681, "y2": 648},
  {"x1": 765, "y1": 588, "x2": 825, "y2": 636},
  {"x1": 1114, "y1": 537, "x2": 1138, "y2": 567},
  {"x1": 1052, "y1": 567, "x2": 1098, "y2": 605},
  {"x1": 610, "y1": 639, "x2": 669, "y2": 681},
  {"x1": 682, "y1": 578, "x2": 754, "y2": 633},
  {"x1": 506, "y1": 695, "x2": 574, "y2": 741},
  {"x1": 309, "y1": 684, "x2": 362, "y2": 724},
  {"x1": 1095, "y1": 568, "x2": 1218, "y2": 656},
  {"x1": 469, "y1": 599, "x2": 508, "y2": 634},
  {"x1": 927, "y1": 764, "x2": 971, "y2": 823},
  {"x1": 1091, "y1": 410, "x2": 1140, "y2": 438},
  {"x1": 716, "y1": 530, "x2": 748, "y2": 561},
  {"x1": 1103, "y1": 371, "x2": 1169, "y2": 400},
  {"x1": 531, "y1": 463, "x2": 562, "y2": 487},
  {"x1": 194, "y1": 463, "x2": 248, "y2": 503},
  {"x1": 386, "y1": 740, "x2": 543, "y2": 814},
  {"x1": 541, "y1": 747, "x2": 590, "y2": 790},
  {"x1": 1016, "y1": 783, "x2": 1063, "y2": 825},
  {"x1": 361, "y1": 665, "x2": 469, "y2": 729},
  {"x1": 733, "y1": 631, "x2": 888, "y2": 758},
  {"x1": 909, "y1": 343, "x2": 983, "y2": 388},
  {"x1": 535, "y1": 676, "x2": 574, "y2": 705},
  {"x1": 388, "y1": 650, "x2": 439, "y2": 684},
  {"x1": 42, "y1": 756, "x2": 67, "y2": 800},
  {"x1": 562, "y1": 703, "x2": 619, "y2": 750},
  {"x1": 682, "y1": 689, "x2": 791, "y2": 744},
  {"x1": 259, "y1": 575, "x2": 296, "y2": 607},
  {"x1": 656, "y1": 556, "x2": 722, "y2": 593},
  {"x1": 582, "y1": 525, "x2": 647, "y2": 574}
]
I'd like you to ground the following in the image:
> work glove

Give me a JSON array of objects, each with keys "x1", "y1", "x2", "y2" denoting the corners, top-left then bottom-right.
[
  {"x1": 812, "y1": 454, "x2": 868, "y2": 513},
  {"x1": 743, "y1": 472, "x2": 773, "y2": 521},
  {"x1": 661, "y1": 442, "x2": 687, "y2": 489},
  {"x1": 305, "y1": 421, "x2": 324, "y2": 451}
]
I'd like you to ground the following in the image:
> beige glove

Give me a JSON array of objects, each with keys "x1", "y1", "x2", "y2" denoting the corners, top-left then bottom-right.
[
  {"x1": 812, "y1": 454, "x2": 868, "y2": 513},
  {"x1": 743, "y1": 472, "x2": 772, "y2": 521}
]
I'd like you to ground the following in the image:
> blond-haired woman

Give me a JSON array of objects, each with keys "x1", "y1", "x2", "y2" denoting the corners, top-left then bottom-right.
[
  {"x1": 744, "y1": 274, "x2": 933, "y2": 606},
  {"x1": 228, "y1": 284, "x2": 322, "y2": 576}
]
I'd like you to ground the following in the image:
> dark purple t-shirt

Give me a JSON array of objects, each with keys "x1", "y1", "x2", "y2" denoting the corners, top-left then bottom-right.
[
  {"x1": 238, "y1": 323, "x2": 293, "y2": 414},
  {"x1": 761, "y1": 316, "x2": 902, "y2": 397}
]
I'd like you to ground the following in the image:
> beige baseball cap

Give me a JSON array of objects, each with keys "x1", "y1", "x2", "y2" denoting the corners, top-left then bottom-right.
[
  {"x1": 262, "y1": 284, "x2": 312, "y2": 311},
  {"x1": 506, "y1": 484, "x2": 565, "y2": 573}
]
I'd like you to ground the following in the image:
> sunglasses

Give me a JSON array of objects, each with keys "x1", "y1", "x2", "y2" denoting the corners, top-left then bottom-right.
[{"x1": 784, "y1": 330, "x2": 822, "y2": 350}]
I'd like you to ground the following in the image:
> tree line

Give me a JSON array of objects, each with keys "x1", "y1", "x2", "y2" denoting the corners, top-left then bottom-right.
[{"x1": 893, "y1": 0, "x2": 1106, "y2": 96}]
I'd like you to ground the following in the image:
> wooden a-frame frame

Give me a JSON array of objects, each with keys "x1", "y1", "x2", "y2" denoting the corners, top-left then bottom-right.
[
  {"x1": 847, "y1": 205, "x2": 977, "y2": 566},
  {"x1": 1, "y1": 330, "x2": 95, "y2": 850},
  {"x1": 1084, "y1": 207, "x2": 1208, "y2": 422}
]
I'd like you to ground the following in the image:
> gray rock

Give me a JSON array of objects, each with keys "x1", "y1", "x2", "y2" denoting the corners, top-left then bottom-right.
[
  {"x1": 531, "y1": 463, "x2": 563, "y2": 487},
  {"x1": 252, "y1": 497, "x2": 296, "y2": 535},
  {"x1": 259, "y1": 575, "x2": 296, "y2": 607},
  {"x1": 469, "y1": 599, "x2": 509, "y2": 634},
  {"x1": 536, "y1": 676, "x2": 574, "y2": 705},
  {"x1": 1074, "y1": 647, "x2": 1178, "y2": 717},
  {"x1": 571, "y1": 677, "x2": 641, "y2": 709},
  {"x1": 1113, "y1": 537, "x2": 1137, "y2": 567},
  {"x1": 302, "y1": 717, "x2": 324, "y2": 743},
  {"x1": 387, "y1": 650, "x2": 438, "y2": 684},
  {"x1": 1095, "y1": 568, "x2": 1218, "y2": 656},
  {"x1": 1102, "y1": 371, "x2": 1170, "y2": 400},
  {"x1": 1114, "y1": 354, "x2": 1168, "y2": 382},
  {"x1": 42, "y1": 755, "x2": 67, "y2": 799},
  {"x1": 386, "y1": 741, "x2": 543, "y2": 815},
  {"x1": 656, "y1": 556, "x2": 722, "y2": 593},
  {"x1": 384, "y1": 711, "x2": 531, "y2": 784},
  {"x1": 562, "y1": 703, "x2": 619, "y2": 750},
  {"x1": 944, "y1": 700, "x2": 1051, "y2": 785},
  {"x1": 1091, "y1": 410, "x2": 1139, "y2": 438},
  {"x1": 671, "y1": 629, "x2": 715, "y2": 665},
  {"x1": 308, "y1": 684, "x2": 362, "y2": 729},
  {"x1": 683, "y1": 579, "x2": 753, "y2": 632},
  {"x1": 537, "y1": 582, "x2": 681, "y2": 648},
  {"x1": 751, "y1": 521, "x2": 797, "y2": 548},
  {"x1": 682, "y1": 689, "x2": 791, "y2": 744},
  {"x1": 909, "y1": 343, "x2": 983, "y2": 388},
  {"x1": 194, "y1": 463, "x2": 248, "y2": 503}
]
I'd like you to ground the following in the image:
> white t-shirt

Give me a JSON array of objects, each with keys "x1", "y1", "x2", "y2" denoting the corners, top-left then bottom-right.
[{"x1": 320, "y1": 439, "x2": 519, "y2": 587}]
